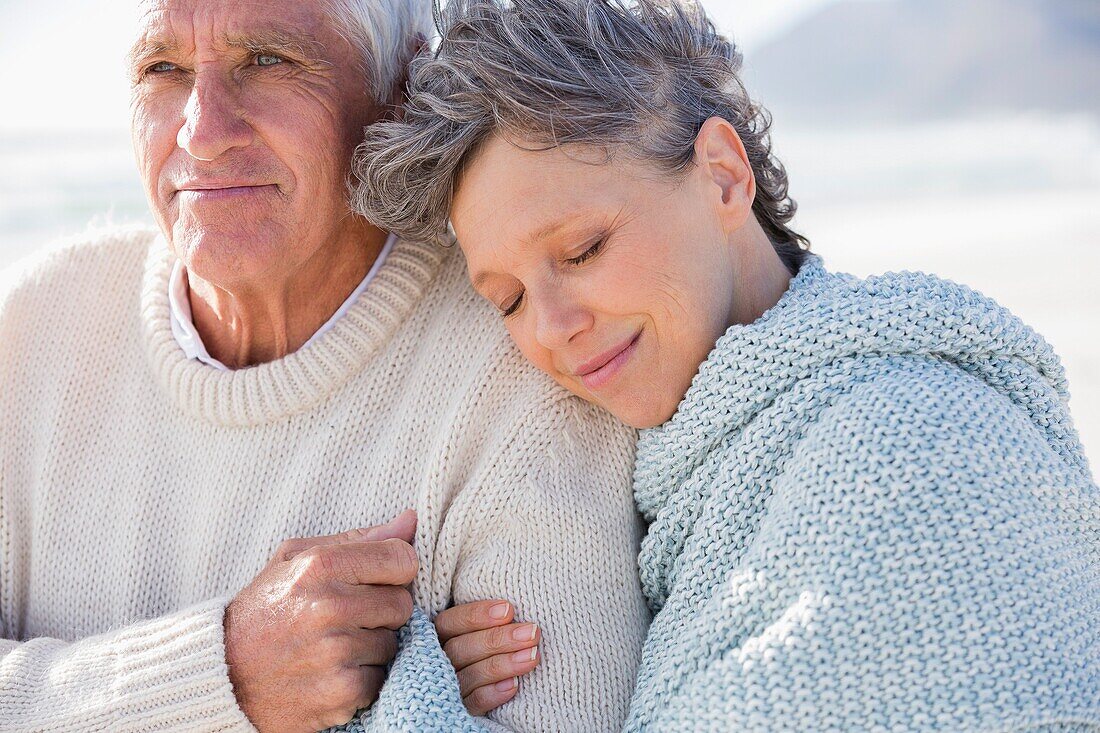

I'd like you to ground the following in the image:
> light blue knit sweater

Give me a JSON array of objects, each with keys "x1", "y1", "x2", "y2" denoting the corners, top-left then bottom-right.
[
  {"x1": 624, "y1": 256, "x2": 1100, "y2": 731},
  {"x1": 326, "y1": 608, "x2": 486, "y2": 733}
]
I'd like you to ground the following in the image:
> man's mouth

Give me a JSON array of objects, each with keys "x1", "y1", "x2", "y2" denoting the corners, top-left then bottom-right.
[{"x1": 176, "y1": 183, "x2": 277, "y2": 201}]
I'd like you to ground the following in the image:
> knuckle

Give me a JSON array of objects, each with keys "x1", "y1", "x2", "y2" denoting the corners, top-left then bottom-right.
[
  {"x1": 340, "y1": 527, "x2": 369, "y2": 543},
  {"x1": 361, "y1": 588, "x2": 412, "y2": 629},
  {"x1": 307, "y1": 595, "x2": 343, "y2": 625},
  {"x1": 275, "y1": 538, "x2": 303, "y2": 561},
  {"x1": 488, "y1": 625, "x2": 509, "y2": 651},
  {"x1": 297, "y1": 546, "x2": 335, "y2": 581},
  {"x1": 363, "y1": 665, "x2": 385, "y2": 696},
  {"x1": 393, "y1": 589, "x2": 414, "y2": 621},
  {"x1": 325, "y1": 669, "x2": 362, "y2": 712},
  {"x1": 442, "y1": 637, "x2": 460, "y2": 664},
  {"x1": 316, "y1": 633, "x2": 351, "y2": 667},
  {"x1": 466, "y1": 686, "x2": 494, "y2": 714},
  {"x1": 382, "y1": 538, "x2": 418, "y2": 578},
  {"x1": 485, "y1": 653, "x2": 508, "y2": 681},
  {"x1": 377, "y1": 630, "x2": 399, "y2": 661}
]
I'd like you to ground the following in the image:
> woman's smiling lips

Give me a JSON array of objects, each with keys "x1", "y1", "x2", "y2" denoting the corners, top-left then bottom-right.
[{"x1": 575, "y1": 329, "x2": 643, "y2": 392}]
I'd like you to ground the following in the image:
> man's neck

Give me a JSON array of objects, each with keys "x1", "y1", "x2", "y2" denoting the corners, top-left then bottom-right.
[{"x1": 187, "y1": 223, "x2": 388, "y2": 369}]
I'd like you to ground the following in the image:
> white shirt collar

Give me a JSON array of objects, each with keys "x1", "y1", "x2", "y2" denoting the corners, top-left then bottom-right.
[{"x1": 168, "y1": 233, "x2": 398, "y2": 370}]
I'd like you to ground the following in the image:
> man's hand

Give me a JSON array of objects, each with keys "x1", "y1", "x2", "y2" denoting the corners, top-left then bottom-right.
[
  {"x1": 435, "y1": 599, "x2": 541, "y2": 716},
  {"x1": 224, "y1": 510, "x2": 419, "y2": 732}
]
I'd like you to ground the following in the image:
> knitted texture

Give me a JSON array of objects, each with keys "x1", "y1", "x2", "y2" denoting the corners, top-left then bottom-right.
[
  {"x1": 327, "y1": 608, "x2": 485, "y2": 733},
  {"x1": 625, "y1": 256, "x2": 1100, "y2": 732},
  {"x1": 0, "y1": 227, "x2": 648, "y2": 732}
]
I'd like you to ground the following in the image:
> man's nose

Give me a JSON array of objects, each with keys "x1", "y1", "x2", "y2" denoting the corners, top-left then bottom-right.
[
  {"x1": 533, "y1": 289, "x2": 593, "y2": 351},
  {"x1": 176, "y1": 69, "x2": 253, "y2": 161}
]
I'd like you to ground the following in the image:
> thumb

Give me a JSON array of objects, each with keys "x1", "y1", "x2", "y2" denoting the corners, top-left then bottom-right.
[
  {"x1": 277, "y1": 510, "x2": 418, "y2": 561},
  {"x1": 359, "y1": 509, "x2": 417, "y2": 544}
]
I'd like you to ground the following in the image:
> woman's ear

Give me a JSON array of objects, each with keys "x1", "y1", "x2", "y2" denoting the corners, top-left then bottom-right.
[{"x1": 693, "y1": 116, "x2": 757, "y2": 230}]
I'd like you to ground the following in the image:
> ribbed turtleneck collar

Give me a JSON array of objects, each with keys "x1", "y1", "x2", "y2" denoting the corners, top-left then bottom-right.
[{"x1": 140, "y1": 234, "x2": 447, "y2": 426}]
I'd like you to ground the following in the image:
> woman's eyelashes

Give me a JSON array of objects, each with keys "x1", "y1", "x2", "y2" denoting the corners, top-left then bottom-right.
[
  {"x1": 565, "y1": 236, "x2": 606, "y2": 266},
  {"x1": 501, "y1": 292, "x2": 524, "y2": 318},
  {"x1": 500, "y1": 236, "x2": 608, "y2": 318}
]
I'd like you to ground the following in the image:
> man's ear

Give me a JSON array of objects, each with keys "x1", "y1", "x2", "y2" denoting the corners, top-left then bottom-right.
[{"x1": 693, "y1": 116, "x2": 757, "y2": 230}]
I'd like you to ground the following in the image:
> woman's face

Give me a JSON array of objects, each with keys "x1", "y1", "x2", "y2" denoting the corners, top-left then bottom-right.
[{"x1": 451, "y1": 130, "x2": 755, "y2": 428}]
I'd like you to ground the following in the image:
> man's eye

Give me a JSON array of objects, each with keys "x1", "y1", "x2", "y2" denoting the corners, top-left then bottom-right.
[
  {"x1": 147, "y1": 61, "x2": 177, "y2": 74},
  {"x1": 254, "y1": 54, "x2": 285, "y2": 67}
]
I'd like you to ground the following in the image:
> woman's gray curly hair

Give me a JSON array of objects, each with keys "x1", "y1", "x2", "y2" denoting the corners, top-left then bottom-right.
[{"x1": 351, "y1": 0, "x2": 809, "y2": 272}]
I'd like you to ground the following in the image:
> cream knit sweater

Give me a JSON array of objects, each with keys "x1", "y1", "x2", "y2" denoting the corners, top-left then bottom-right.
[{"x1": 0, "y1": 227, "x2": 649, "y2": 733}]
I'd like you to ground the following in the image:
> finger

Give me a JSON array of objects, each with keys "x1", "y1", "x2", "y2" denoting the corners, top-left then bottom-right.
[
  {"x1": 333, "y1": 628, "x2": 400, "y2": 667},
  {"x1": 435, "y1": 600, "x2": 514, "y2": 643},
  {"x1": 342, "y1": 585, "x2": 414, "y2": 630},
  {"x1": 456, "y1": 646, "x2": 540, "y2": 698},
  {"x1": 299, "y1": 538, "x2": 419, "y2": 587},
  {"x1": 318, "y1": 665, "x2": 386, "y2": 730},
  {"x1": 278, "y1": 510, "x2": 418, "y2": 561},
  {"x1": 316, "y1": 629, "x2": 398, "y2": 672},
  {"x1": 355, "y1": 665, "x2": 387, "y2": 712},
  {"x1": 443, "y1": 622, "x2": 540, "y2": 670},
  {"x1": 464, "y1": 677, "x2": 520, "y2": 717}
]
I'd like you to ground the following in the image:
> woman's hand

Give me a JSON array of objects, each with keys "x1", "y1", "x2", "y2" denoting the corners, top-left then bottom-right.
[{"x1": 434, "y1": 600, "x2": 541, "y2": 716}]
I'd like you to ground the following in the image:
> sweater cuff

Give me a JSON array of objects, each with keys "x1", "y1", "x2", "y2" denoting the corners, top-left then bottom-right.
[{"x1": 105, "y1": 597, "x2": 256, "y2": 733}]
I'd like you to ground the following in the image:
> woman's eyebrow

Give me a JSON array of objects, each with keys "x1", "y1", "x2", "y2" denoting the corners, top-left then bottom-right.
[{"x1": 529, "y1": 213, "x2": 608, "y2": 245}]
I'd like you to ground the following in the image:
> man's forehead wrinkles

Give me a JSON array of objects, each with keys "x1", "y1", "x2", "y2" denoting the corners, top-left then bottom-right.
[
  {"x1": 128, "y1": 27, "x2": 326, "y2": 64},
  {"x1": 224, "y1": 29, "x2": 326, "y2": 58}
]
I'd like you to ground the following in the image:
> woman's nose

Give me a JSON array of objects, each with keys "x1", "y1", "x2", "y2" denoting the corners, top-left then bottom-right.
[
  {"x1": 176, "y1": 67, "x2": 253, "y2": 161},
  {"x1": 533, "y1": 290, "x2": 593, "y2": 350}
]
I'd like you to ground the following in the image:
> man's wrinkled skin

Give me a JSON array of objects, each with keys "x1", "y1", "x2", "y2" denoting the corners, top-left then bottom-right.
[
  {"x1": 129, "y1": 0, "x2": 386, "y2": 369},
  {"x1": 224, "y1": 513, "x2": 418, "y2": 731},
  {"x1": 127, "y1": 2, "x2": 414, "y2": 729}
]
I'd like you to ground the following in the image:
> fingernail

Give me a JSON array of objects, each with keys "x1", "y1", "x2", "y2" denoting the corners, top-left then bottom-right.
[
  {"x1": 512, "y1": 623, "x2": 537, "y2": 642},
  {"x1": 512, "y1": 647, "x2": 537, "y2": 663},
  {"x1": 495, "y1": 677, "x2": 517, "y2": 692},
  {"x1": 489, "y1": 602, "x2": 510, "y2": 619}
]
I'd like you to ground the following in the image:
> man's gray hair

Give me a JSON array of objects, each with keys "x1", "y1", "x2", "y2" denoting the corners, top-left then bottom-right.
[
  {"x1": 352, "y1": 0, "x2": 809, "y2": 271},
  {"x1": 326, "y1": 0, "x2": 434, "y2": 103}
]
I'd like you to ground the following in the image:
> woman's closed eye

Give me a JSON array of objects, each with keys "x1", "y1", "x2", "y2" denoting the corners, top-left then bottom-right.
[
  {"x1": 501, "y1": 291, "x2": 524, "y2": 318},
  {"x1": 565, "y1": 236, "x2": 606, "y2": 266},
  {"x1": 499, "y1": 237, "x2": 606, "y2": 318}
]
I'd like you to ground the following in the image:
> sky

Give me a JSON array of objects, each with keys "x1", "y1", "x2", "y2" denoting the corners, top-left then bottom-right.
[{"x1": 0, "y1": 0, "x2": 845, "y2": 132}]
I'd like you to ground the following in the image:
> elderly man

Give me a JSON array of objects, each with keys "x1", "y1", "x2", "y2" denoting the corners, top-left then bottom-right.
[{"x1": 0, "y1": 0, "x2": 649, "y2": 731}]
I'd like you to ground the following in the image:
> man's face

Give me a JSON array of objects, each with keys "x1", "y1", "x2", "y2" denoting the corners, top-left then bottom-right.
[{"x1": 129, "y1": 0, "x2": 378, "y2": 287}]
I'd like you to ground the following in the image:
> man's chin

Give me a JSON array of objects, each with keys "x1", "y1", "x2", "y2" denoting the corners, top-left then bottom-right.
[{"x1": 169, "y1": 225, "x2": 288, "y2": 289}]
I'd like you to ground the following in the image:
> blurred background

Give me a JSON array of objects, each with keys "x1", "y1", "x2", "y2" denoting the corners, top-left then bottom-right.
[{"x1": 1, "y1": 0, "x2": 1098, "y2": 466}]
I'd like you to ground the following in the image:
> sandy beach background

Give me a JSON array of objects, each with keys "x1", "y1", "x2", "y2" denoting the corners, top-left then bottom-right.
[{"x1": 1, "y1": 0, "x2": 1097, "y2": 471}]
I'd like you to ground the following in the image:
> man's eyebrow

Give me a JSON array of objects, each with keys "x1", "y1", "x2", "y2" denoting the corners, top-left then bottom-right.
[
  {"x1": 223, "y1": 30, "x2": 326, "y2": 60},
  {"x1": 127, "y1": 36, "x2": 175, "y2": 70},
  {"x1": 126, "y1": 29, "x2": 326, "y2": 69}
]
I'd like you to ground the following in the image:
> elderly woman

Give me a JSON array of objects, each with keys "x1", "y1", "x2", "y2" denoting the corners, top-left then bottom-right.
[{"x1": 354, "y1": 0, "x2": 1100, "y2": 729}]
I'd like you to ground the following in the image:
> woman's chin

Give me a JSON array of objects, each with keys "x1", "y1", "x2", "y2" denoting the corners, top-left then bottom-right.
[
  {"x1": 605, "y1": 394, "x2": 680, "y2": 430},
  {"x1": 556, "y1": 372, "x2": 682, "y2": 428}
]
